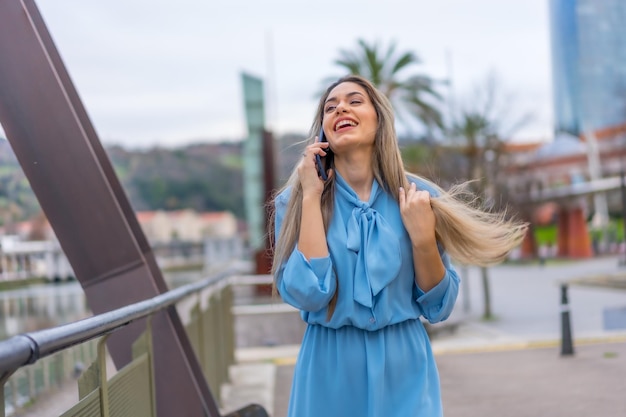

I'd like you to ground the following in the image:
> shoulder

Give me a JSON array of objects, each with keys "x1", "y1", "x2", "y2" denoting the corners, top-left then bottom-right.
[
  {"x1": 406, "y1": 174, "x2": 442, "y2": 197},
  {"x1": 274, "y1": 187, "x2": 292, "y2": 211}
]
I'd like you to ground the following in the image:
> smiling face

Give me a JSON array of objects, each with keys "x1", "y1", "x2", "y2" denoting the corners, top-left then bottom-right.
[{"x1": 321, "y1": 81, "x2": 378, "y2": 154}]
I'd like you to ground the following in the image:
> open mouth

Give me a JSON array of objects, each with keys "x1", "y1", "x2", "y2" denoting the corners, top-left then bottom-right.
[{"x1": 334, "y1": 118, "x2": 358, "y2": 131}]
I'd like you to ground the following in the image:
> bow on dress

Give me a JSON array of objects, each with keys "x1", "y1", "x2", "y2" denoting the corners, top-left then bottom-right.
[{"x1": 335, "y1": 176, "x2": 402, "y2": 308}]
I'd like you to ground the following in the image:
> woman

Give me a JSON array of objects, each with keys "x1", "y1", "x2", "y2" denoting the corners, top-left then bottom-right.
[{"x1": 271, "y1": 75, "x2": 526, "y2": 417}]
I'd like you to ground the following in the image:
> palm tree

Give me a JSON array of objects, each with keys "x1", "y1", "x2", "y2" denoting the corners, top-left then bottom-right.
[
  {"x1": 451, "y1": 112, "x2": 499, "y2": 193},
  {"x1": 330, "y1": 39, "x2": 444, "y2": 137}
]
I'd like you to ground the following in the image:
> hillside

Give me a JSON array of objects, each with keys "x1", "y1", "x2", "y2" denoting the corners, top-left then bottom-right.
[
  {"x1": 0, "y1": 133, "x2": 310, "y2": 227},
  {"x1": 107, "y1": 142, "x2": 246, "y2": 217},
  {"x1": 0, "y1": 138, "x2": 40, "y2": 224},
  {"x1": 0, "y1": 138, "x2": 250, "y2": 224}
]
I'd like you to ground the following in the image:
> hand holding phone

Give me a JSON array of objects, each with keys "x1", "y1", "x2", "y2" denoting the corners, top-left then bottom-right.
[{"x1": 315, "y1": 127, "x2": 332, "y2": 181}]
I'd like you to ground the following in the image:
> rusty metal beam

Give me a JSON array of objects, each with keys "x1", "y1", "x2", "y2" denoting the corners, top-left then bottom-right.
[{"x1": 0, "y1": 1, "x2": 220, "y2": 415}]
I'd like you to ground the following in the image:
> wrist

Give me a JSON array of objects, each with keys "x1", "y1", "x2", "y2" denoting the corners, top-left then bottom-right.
[
  {"x1": 411, "y1": 236, "x2": 438, "y2": 253},
  {"x1": 302, "y1": 192, "x2": 322, "y2": 204}
]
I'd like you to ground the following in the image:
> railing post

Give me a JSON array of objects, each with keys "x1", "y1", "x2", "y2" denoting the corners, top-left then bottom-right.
[
  {"x1": 207, "y1": 294, "x2": 219, "y2": 398},
  {"x1": 141, "y1": 316, "x2": 157, "y2": 416},
  {"x1": 222, "y1": 285, "x2": 236, "y2": 376},
  {"x1": 97, "y1": 336, "x2": 110, "y2": 417},
  {"x1": 216, "y1": 290, "x2": 227, "y2": 391},
  {"x1": 195, "y1": 293, "x2": 206, "y2": 376},
  {"x1": 560, "y1": 284, "x2": 575, "y2": 356}
]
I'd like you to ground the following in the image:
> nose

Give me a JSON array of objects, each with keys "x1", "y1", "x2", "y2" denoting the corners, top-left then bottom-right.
[{"x1": 335, "y1": 101, "x2": 348, "y2": 113}]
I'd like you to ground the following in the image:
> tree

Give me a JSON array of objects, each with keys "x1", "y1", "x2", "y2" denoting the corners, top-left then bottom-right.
[
  {"x1": 330, "y1": 39, "x2": 445, "y2": 137},
  {"x1": 449, "y1": 73, "x2": 533, "y2": 205},
  {"x1": 446, "y1": 73, "x2": 532, "y2": 320}
]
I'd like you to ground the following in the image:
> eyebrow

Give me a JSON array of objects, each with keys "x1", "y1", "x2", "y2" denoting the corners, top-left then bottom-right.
[{"x1": 324, "y1": 91, "x2": 365, "y2": 105}]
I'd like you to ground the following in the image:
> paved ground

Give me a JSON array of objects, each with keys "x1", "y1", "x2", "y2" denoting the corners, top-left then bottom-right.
[
  {"x1": 437, "y1": 341, "x2": 626, "y2": 417},
  {"x1": 270, "y1": 341, "x2": 626, "y2": 417}
]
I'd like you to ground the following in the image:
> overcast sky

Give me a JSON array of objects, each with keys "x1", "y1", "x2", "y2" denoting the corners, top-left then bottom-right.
[{"x1": 3, "y1": 0, "x2": 554, "y2": 148}]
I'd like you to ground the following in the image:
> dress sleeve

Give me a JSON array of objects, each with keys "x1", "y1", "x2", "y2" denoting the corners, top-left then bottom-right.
[
  {"x1": 406, "y1": 176, "x2": 460, "y2": 323},
  {"x1": 412, "y1": 246, "x2": 460, "y2": 324},
  {"x1": 274, "y1": 192, "x2": 337, "y2": 312}
]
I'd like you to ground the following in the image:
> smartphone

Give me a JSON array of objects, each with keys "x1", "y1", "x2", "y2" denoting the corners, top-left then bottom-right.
[{"x1": 315, "y1": 127, "x2": 332, "y2": 180}]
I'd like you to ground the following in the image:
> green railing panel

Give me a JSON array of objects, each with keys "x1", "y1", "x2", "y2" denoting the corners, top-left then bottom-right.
[
  {"x1": 215, "y1": 291, "x2": 229, "y2": 384},
  {"x1": 130, "y1": 319, "x2": 156, "y2": 416},
  {"x1": 0, "y1": 270, "x2": 259, "y2": 417},
  {"x1": 2, "y1": 340, "x2": 99, "y2": 415},
  {"x1": 205, "y1": 294, "x2": 220, "y2": 395},
  {"x1": 61, "y1": 328, "x2": 156, "y2": 417},
  {"x1": 179, "y1": 286, "x2": 236, "y2": 408},
  {"x1": 107, "y1": 353, "x2": 153, "y2": 417},
  {"x1": 222, "y1": 286, "x2": 236, "y2": 369},
  {"x1": 78, "y1": 359, "x2": 102, "y2": 401},
  {"x1": 186, "y1": 303, "x2": 202, "y2": 362},
  {"x1": 59, "y1": 388, "x2": 101, "y2": 417}
]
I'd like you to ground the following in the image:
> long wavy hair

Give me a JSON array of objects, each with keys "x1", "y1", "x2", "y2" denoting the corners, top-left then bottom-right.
[{"x1": 269, "y1": 75, "x2": 527, "y2": 314}]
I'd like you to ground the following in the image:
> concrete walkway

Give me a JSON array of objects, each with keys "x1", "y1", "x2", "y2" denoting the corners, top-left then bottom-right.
[
  {"x1": 437, "y1": 340, "x2": 626, "y2": 417},
  {"x1": 227, "y1": 329, "x2": 626, "y2": 417}
]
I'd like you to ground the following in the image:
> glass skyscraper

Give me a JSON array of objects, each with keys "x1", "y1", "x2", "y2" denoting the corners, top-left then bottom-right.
[{"x1": 549, "y1": 0, "x2": 626, "y2": 136}]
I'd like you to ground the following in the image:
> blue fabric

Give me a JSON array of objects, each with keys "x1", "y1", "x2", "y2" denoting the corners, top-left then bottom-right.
[{"x1": 274, "y1": 173, "x2": 460, "y2": 417}]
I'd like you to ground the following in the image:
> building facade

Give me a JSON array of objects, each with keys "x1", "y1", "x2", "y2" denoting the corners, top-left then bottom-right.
[
  {"x1": 135, "y1": 210, "x2": 238, "y2": 244},
  {"x1": 504, "y1": 123, "x2": 626, "y2": 258},
  {"x1": 550, "y1": 0, "x2": 626, "y2": 135}
]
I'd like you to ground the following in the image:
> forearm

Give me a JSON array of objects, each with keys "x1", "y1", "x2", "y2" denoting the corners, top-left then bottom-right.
[
  {"x1": 297, "y1": 194, "x2": 328, "y2": 259},
  {"x1": 412, "y1": 240, "x2": 446, "y2": 292}
]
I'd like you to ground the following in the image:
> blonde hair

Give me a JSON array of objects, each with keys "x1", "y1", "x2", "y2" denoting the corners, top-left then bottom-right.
[{"x1": 269, "y1": 75, "x2": 526, "y2": 296}]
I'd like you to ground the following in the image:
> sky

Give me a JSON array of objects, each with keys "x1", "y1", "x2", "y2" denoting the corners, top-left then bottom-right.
[{"x1": 2, "y1": 0, "x2": 554, "y2": 148}]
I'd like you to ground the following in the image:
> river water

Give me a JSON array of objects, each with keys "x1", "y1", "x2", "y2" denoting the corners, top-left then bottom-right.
[{"x1": 0, "y1": 270, "x2": 206, "y2": 341}]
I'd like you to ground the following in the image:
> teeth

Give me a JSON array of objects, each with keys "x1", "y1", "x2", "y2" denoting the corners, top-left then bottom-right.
[{"x1": 335, "y1": 119, "x2": 357, "y2": 130}]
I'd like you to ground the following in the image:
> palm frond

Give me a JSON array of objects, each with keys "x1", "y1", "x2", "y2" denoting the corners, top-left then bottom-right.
[
  {"x1": 334, "y1": 59, "x2": 362, "y2": 76},
  {"x1": 328, "y1": 39, "x2": 444, "y2": 134},
  {"x1": 390, "y1": 52, "x2": 418, "y2": 77},
  {"x1": 383, "y1": 41, "x2": 398, "y2": 69},
  {"x1": 361, "y1": 41, "x2": 384, "y2": 86}
]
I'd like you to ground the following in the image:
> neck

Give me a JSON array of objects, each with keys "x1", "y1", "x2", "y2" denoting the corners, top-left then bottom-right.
[{"x1": 335, "y1": 152, "x2": 374, "y2": 202}]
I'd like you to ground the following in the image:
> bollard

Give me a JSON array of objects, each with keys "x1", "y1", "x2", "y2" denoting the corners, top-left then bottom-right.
[{"x1": 560, "y1": 284, "x2": 575, "y2": 356}]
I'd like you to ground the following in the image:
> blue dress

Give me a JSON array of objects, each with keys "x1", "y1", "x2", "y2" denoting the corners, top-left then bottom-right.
[{"x1": 274, "y1": 173, "x2": 460, "y2": 417}]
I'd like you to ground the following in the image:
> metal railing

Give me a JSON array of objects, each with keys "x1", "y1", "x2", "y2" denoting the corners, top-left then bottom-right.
[{"x1": 0, "y1": 266, "x2": 269, "y2": 417}]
